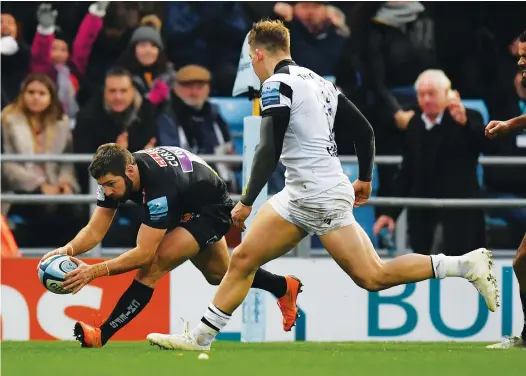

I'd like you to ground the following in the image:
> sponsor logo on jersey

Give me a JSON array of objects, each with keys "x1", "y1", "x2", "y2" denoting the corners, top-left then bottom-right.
[
  {"x1": 170, "y1": 148, "x2": 193, "y2": 173},
  {"x1": 261, "y1": 81, "x2": 281, "y2": 107},
  {"x1": 96, "y1": 185, "x2": 105, "y2": 201},
  {"x1": 145, "y1": 149, "x2": 167, "y2": 167},
  {"x1": 147, "y1": 196, "x2": 168, "y2": 222}
]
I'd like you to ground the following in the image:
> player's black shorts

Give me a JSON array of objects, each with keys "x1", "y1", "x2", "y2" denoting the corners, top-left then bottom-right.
[{"x1": 168, "y1": 199, "x2": 234, "y2": 251}]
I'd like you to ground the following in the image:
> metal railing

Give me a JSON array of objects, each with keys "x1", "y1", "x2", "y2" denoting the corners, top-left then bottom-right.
[
  {"x1": 2, "y1": 153, "x2": 526, "y2": 165},
  {"x1": 2, "y1": 153, "x2": 525, "y2": 257}
]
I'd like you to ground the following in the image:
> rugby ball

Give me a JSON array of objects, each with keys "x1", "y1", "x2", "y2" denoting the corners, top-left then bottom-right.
[{"x1": 38, "y1": 254, "x2": 78, "y2": 294}]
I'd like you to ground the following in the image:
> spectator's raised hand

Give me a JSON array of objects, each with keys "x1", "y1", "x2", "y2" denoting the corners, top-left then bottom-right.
[
  {"x1": 147, "y1": 80, "x2": 170, "y2": 105},
  {"x1": 40, "y1": 183, "x2": 61, "y2": 195},
  {"x1": 88, "y1": 1, "x2": 110, "y2": 18},
  {"x1": 447, "y1": 90, "x2": 467, "y2": 126},
  {"x1": 95, "y1": 1, "x2": 110, "y2": 12},
  {"x1": 37, "y1": 4, "x2": 57, "y2": 29},
  {"x1": 274, "y1": 2, "x2": 294, "y2": 21},
  {"x1": 116, "y1": 131, "x2": 128, "y2": 149},
  {"x1": 59, "y1": 182, "x2": 73, "y2": 194},
  {"x1": 394, "y1": 110, "x2": 415, "y2": 130},
  {"x1": 144, "y1": 137, "x2": 157, "y2": 149}
]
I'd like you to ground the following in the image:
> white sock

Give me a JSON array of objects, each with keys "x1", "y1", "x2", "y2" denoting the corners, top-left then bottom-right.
[
  {"x1": 192, "y1": 304, "x2": 231, "y2": 346},
  {"x1": 430, "y1": 254, "x2": 469, "y2": 279}
]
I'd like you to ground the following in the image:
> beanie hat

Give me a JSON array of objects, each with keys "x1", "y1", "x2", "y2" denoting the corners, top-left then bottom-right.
[{"x1": 130, "y1": 26, "x2": 164, "y2": 50}]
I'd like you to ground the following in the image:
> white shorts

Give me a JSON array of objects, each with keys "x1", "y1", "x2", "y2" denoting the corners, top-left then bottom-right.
[{"x1": 269, "y1": 179, "x2": 356, "y2": 236}]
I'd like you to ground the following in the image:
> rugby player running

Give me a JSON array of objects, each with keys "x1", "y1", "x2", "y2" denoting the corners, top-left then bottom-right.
[
  {"x1": 486, "y1": 30, "x2": 526, "y2": 349},
  {"x1": 38, "y1": 143, "x2": 302, "y2": 348},
  {"x1": 147, "y1": 20, "x2": 499, "y2": 351}
]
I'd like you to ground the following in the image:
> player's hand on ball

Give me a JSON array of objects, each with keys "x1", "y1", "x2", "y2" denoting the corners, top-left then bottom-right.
[
  {"x1": 352, "y1": 180, "x2": 372, "y2": 208},
  {"x1": 231, "y1": 202, "x2": 251, "y2": 231},
  {"x1": 63, "y1": 257, "x2": 93, "y2": 294},
  {"x1": 37, "y1": 246, "x2": 71, "y2": 271},
  {"x1": 485, "y1": 120, "x2": 510, "y2": 139}
]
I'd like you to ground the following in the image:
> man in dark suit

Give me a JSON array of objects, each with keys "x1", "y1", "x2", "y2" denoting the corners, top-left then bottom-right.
[{"x1": 373, "y1": 69, "x2": 494, "y2": 256}]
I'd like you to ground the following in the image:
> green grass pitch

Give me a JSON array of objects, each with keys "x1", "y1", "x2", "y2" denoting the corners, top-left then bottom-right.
[{"x1": 2, "y1": 341, "x2": 525, "y2": 376}]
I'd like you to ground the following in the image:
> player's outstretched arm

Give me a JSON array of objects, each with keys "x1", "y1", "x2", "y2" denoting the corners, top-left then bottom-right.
[
  {"x1": 39, "y1": 206, "x2": 116, "y2": 263},
  {"x1": 240, "y1": 109, "x2": 289, "y2": 206},
  {"x1": 63, "y1": 224, "x2": 166, "y2": 294},
  {"x1": 485, "y1": 114, "x2": 526, "y2": 139},
  {"x1": 103, "y1": 224, "x2": 166, "y2": 275}
]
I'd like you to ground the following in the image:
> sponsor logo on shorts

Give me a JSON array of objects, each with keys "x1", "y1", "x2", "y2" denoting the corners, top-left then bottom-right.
[
  {"x1": 205, "y1": 235, "x2": 219, "y2": 245},
  {"x1": 180, "y1": 213, "x2": 195, "y2": 223}
]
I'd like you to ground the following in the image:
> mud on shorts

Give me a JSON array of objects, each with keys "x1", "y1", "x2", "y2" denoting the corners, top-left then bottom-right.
[
  {"x1": 168, "y1": 199, "x2": 234, "y2": 251},
  {"x1": 269, "y1": 179, "x2": 356, "y2": 236}
]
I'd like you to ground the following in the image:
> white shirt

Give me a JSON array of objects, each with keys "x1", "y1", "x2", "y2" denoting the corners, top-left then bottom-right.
[
  {"x1": 421, "y1": 112, "x2": 444, "y2": 131},
  {"x1": 260, "y1": 64, "x2": 348, "y2": 200}
]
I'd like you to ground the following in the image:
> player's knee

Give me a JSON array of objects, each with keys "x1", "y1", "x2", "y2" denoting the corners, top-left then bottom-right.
[
  {"x1": 353, "y1": 267, "x2": 388, "y2": 292},
  {"x1": 230, "y1": 246, "x2": 259, "y2": 275},
  {"x1": 205, "y1": 269, "x2": 226, "y2": 286}
]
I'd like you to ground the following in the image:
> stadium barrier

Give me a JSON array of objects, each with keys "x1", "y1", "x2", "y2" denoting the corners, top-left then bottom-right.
[
  {"x1": 1, "y1": 257, "x2": 521, "y2": 342},
  {"x1": 2, "y1": 154, "x2": 525, "y2": 258}
]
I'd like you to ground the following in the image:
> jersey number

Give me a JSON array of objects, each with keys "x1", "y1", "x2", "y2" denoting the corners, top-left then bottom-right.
[{"x1": 316, "y1": 79, "x2": 338, "y2": 157}]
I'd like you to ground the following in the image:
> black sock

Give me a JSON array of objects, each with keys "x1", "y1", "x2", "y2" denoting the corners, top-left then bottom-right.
[
  {"x1": 251, "y1": 268, "x2": 287, "y2": 298},
  {"x1": 100, "y1": 279, "x2": 154, "y2": 345},
  {"x1": 520, "y1": 291, "x2": 526, "y2": 340}
]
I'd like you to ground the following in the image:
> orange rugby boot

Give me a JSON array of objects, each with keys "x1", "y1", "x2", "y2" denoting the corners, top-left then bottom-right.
[
  {"x1": 74, "y1": 321, "x2": 103, "y2": 348},
  {"x1": 277, "y1": 275, "x2": 303, "y2": 332}
]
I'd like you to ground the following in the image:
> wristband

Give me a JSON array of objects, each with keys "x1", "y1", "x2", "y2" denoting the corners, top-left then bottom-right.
[
  {"x1": 92, "y1": 262, "x2": 110, "y2": 278},
  {"x1": 64, "y1": 244, "x2": 74, "y2": 256}
]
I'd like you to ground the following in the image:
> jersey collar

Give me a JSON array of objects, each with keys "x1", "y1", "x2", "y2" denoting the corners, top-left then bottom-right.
[{"x1": 274, "y1": 59, "x2": 296, "y2": 73}]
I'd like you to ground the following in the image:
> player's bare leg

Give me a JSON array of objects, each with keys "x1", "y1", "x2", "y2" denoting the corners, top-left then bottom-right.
[
  {"x1": 487, "y1": 234, "x2": 526, "y2": 349},
  {"x1": 147, "y1": 202, "x2": 305, "y2": 350},
  {"x1": 74, "y1": 227, "x2": 199, "y2": 347},
  {"x1": 76, "y1": 227, "x2": 298, "y2": 347},
  {"x1": 320, "y1": 222, "x2": 499, "y2": 311},
  {"x1": 190, "y1": 236, "x2": 303, "y2": 331}
]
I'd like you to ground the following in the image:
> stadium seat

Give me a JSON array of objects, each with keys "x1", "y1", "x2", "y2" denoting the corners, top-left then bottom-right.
[{"x1": 209, "y1": 97, "x2": 254, "y2": 133}]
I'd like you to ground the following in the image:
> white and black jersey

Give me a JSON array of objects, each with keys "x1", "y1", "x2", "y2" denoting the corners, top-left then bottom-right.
[{"x1": 240, "y1": 60, "x2": 375, "y2": 206}]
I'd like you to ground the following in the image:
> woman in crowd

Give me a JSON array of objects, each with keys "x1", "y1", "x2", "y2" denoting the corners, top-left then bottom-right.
[
  {"x1": 117, "y1": 16, "x2": 174, "y2": 107},
  {"x1": 1, "y1": 74, "x2": 83, "y2": 247}
]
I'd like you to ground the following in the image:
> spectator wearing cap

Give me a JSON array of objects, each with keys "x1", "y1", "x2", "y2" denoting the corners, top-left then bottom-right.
[
  {"x1": 117, "y1": 15, "x2": 174, "y2": 106},
  {"x1": 30, "y1": 2, "x2": 109, "y2": 126},
  {"x1": 158, "y1": 64, "x2": 237, "y2": 191},
  {"x1": 1, "y1": 12, "x2": 30, "y2": 107}
]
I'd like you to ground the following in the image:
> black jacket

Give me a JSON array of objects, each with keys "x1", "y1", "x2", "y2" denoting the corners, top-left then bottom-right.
[
  {"x1": 383, "y1": 108, "x2": 494, "y2": 255},
  {"x1": 72, "y1": 92, "x2": 158, "y2": 192}
]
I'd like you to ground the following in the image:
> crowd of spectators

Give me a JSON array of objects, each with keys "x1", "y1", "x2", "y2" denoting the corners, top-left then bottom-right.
[{"x1": 1, "y1": 1, "x2": 525, "y2": 254}]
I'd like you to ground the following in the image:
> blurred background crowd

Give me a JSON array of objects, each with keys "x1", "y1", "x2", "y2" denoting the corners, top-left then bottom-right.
[{"x1": 1, "y1": 1, "x2": 525, "y2": 256}]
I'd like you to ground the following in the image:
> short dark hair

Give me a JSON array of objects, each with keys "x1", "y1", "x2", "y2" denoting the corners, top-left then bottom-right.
[
  {"x1": 105, "y1": 66, "x2": 133, "y2": 81},
  {"x1": 88, "y1": 143, "x2": 135, "y2": 180},
  {"x1": 520, "y1": 31, "x2": 526, "y2": 43},
  {"x1": 248, "y1": 19, "x2": 290, "y2": 54}
]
